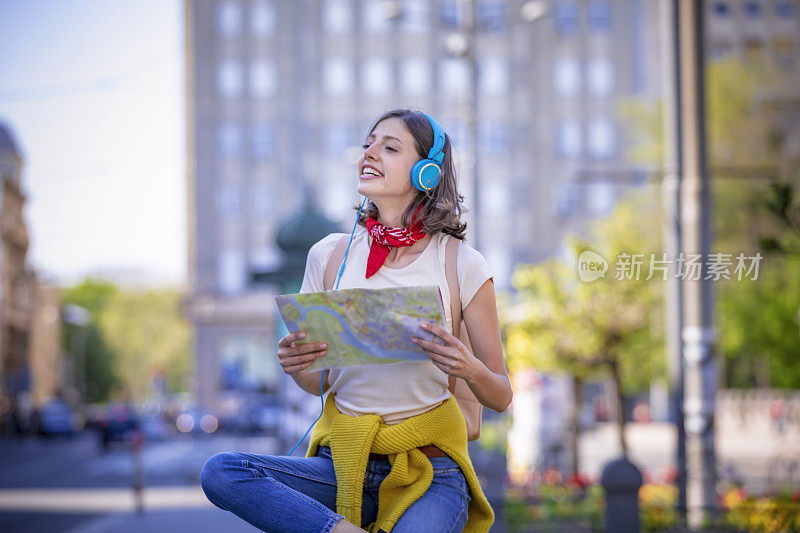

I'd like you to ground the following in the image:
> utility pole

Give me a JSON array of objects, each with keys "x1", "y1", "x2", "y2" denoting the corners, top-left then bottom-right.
[
  {"x1": 676, "y1": 1, "x2": 717, "y2": 528},
  {"x1": 662, "y1": 0, "x2": 687, "y2": 521}
]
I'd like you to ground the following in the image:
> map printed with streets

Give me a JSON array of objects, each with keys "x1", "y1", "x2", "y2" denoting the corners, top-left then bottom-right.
[{"x1": 275, "y1": 285, "x2": 446, "y2": 371}]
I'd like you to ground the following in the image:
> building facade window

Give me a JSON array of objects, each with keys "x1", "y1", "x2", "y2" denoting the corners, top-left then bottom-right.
[
  {"x1": 556, "y1": 119, "x2": 581, "y2": 159},
  {"x1": 479, "y1": 121, "x2": 508, "y2": 157},
  {"x1": 217, "y1": 122, "x2": 242, "y2": 159},
  {"x1": 251, "y1": 182, "x2": 273, "y2": 214},
  {"x1": 555, "y1": 1, "x2": 579, "y2": 35},
  {"x1": 324, "y1": 121, "x2": 352, "y2": 157},
  {"x1": 250, "y1": 0, "x2": 276, "y2": 36},
  {"x1": 217, "y1": 60, "x2": 244, "y2": 99},
  {"x1": 400, "y1": 58, "x2": 431, "y2": 95},
  {"x1": 361, "y1": 58, "x2": 391, "y2": 96},
  {"x1": 323, "y1": 0, "x2": 352, "y2": 34},
  {"x1": 251, "y1": 123, "x2": 274, "y2": 161},
  {"x1": 402, "y1": 0, "x2": 429, "y2": 32},
  {"x1": 713, "y1": 2, "x2": 730, "y2": 17},
  {"x1": 587, "y1": 180, "x2": 615, "y2": 216},
  {"x1": 775, "y1": 1, "x2": 794, "y2": 18},
  {"x1": 217, "y1": 0, "x2": 242, "y2": 37},
  {"x1": 588, "y1": 57, "x2": 613, "y2": 96},
  {"x1": 554, "y1": 57, "x2": 581, "y2": 96},
  {"x1": 440, "y1": 58, "x2": 468, "y2": 97},
  {"x1": 555, "y1": 180, "x2": 581, "y2": 218},
  {"x1": 440, "y1": 0, "x2": 462, "y2": 29},
  {"x1": 478, "y1": 0, "x2": 506, "y2": 32},
  {"x1": 588, "y1": 0, "x2": 611, "y2": 32},
  {"x1": 250, "y1": 60, "x2": 277, "y2": 98},
  {"x1": 362, "y1": 0, "x2": 390, "y2": 33},
  {"x1": 744, "y1": 1, "x2": 762, "y2": 18},
  {"x1": 588, "y1": 117, "x2": 615, "y2": 159},
  {"x1": 217, "y1": 182, "x2": 242, "y2": 214},
  {"x1": 323, "y1": 58, "x2": 354, "y2": 96},
  {"x1": 218, "y1": 248, "x2": 245, "y2": 295},
  {"x1": 479, "y1": 57, "x2": 508, "y2": 95}
]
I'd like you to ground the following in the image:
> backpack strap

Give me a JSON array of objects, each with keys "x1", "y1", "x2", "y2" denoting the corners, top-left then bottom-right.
[
  {"x1": 444, "y1": 235, "x2": 461, "y2": 395},
  {"x1": 323, "y1": 235, "x2": 351, "y2": 291}
]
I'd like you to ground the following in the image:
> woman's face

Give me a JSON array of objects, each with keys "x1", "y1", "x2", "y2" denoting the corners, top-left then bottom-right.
[{"x1": 356, "y1": 117, "x2": 420, "y2": 205}]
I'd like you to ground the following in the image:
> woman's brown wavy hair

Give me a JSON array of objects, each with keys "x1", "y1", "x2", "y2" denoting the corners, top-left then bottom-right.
[{"x1": 355, "y1": 109, "x2": 467, "y2": 240}]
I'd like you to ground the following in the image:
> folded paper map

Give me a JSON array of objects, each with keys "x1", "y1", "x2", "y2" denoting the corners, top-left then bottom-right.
[{"x1": 275, "y1": 285, "x2": 446, "y2": 371}]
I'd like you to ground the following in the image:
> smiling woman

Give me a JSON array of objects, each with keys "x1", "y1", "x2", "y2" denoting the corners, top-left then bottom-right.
[{"x1": 200, "y1": 109, "x2": 512, "y2": 533}]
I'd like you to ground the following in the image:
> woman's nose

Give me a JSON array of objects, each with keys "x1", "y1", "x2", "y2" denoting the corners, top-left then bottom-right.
[{"x1": 364, "y1": 143, "x2": 378, "y2": 160}]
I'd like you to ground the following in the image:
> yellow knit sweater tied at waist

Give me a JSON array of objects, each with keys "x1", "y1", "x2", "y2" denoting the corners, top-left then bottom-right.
[{"x1": 306, "y1": 394, "x2": 493, "y2": 533}]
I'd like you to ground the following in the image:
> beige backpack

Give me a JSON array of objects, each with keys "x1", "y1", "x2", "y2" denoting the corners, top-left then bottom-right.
[{"x1": 322, "y1": 233, "x2": 482, "y2": 441}]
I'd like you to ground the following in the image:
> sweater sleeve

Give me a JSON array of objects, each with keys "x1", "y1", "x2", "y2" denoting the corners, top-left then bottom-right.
[
  {"x1": 456, "y1": 243, "x2": 493, "y2": 310},
  {"x1": 299, "y1": 233, "x2": 346, "y2": 293}
]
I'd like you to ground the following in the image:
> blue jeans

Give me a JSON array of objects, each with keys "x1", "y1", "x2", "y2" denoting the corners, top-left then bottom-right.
[{"x1": 200, "y1": 445, "x2": 471, "y2": 533}]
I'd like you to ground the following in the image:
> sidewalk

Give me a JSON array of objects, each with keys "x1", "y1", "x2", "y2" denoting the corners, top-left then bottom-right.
[{"x1": 64, "y1": 507, "x2": 259, "y2": 533}]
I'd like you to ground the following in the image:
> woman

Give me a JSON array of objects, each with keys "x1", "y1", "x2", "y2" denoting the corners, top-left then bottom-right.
[{"x1": 200, "y1": 109, "x2": 513, "y2": 533}]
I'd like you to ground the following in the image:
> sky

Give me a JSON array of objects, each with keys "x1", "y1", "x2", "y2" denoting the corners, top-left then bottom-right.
[{"x1": 0, "y1": 0, "x2": 185, "y2": 288}]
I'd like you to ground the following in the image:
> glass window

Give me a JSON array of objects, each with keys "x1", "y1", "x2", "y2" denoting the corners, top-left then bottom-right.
[
  {"x1": 401, "y1": 0, "x2": 429, "y2": 32},
  {"x1": 250, "y1": 0, "x2": 276, "y2": 36},
  {"x1": 556, "y1": 119, "x2": 581, "y2": 159},
  {"x1": 400, "y1": 58, "x2": 431, "y2": 95},
  {"x1": 217, "y1": 0, "x2": 242, "y2": 37},
  {"x1": 217, "y1": 60, "x2": 243, "y2": 99},
  {"x1": 588, "y1": 0, "x2": 611, "y2": 32},
  {"x1": 324, "y1": 121, "x2": 351, "y2": 157},
  {"x1": 449, "y1": 119, "x2": 470, "y2": 151},
  {"x1": 324, "y1": 0, "x2": 352, "y2": 34},
  {"x1": 217, "y1": 182, "x2": 242, "y2": 214},
  {"x1": 587, "y1": 180, "x2": 615, "y2": 216},
  {"x1": 440, "y1": 58, "x2": 468, "y2": 97},
  {"x1": 218, "y1": 248, "x2": 245, "y2": 295},
  {"x1": 588, "y1": 117, "x2": 615, "y2": 159},
  {"x1": 361, "y1": 58, "x2": 392, "y2": 96},
  {"x1": 744, "y1": 1, "x2": 762, "y2": 18},
  {"x1": 479, "y1": 57, "x2": 508, "y2": 95},
  {"x1": 251, "y1": 182, "x2": 273, "y2": 214},
  {"x1": 710, "y1": 41, "x2": 732, "y2": 59},
  {"x1": 555, "y1": 1, "x2": 579, "y2": 35},
  {"x1": 479, "y1": 121, "x2": 508, "y2": 157},
  {"x1": 484, "y1": 247, "x2": 510, "y2": 289},
  {"x1": 713, "y1": 2, "x2": 730, "y2": 17},
  {"x1": 588, "y1": 57, "x2": 613, "y2": 96},
  {"x1": 251, "y1": 123, "x2": 274, "y2": 161},
  {"x1": 554, "y1": 57, "x2": 581, "y2": 96},
  {"x1": 363, "y1": 0, "x2": 390, "y2": 34},
  {"x1": 217, "y1": 122, "x2": 242, "y2": 159},
  {"x1": 485, "y1": 186, "x2": 509, "y2": 215},
  {"x1": 479, "y1": 0, "x2": 506, "y2": 32},
  {"x1": 250, "y1": 60, "x2": 277, "y2": 98},
  {"x1": 555, "y1": 181, "x2": 581, "y2": 218},
  {"x1": 323, "y1": 58, "x2": 354, "y2": 96},
  {"x1": 775, "y1": 1, "x2": 794, "y2": 18},
  {"x1": 440, "y1": 0, "x2": 462, "y2": 29}
]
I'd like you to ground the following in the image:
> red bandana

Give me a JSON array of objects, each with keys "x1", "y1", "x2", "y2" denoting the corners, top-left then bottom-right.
[{"x1": 364, "y1": 205, "x2": 427, "y2": 278}]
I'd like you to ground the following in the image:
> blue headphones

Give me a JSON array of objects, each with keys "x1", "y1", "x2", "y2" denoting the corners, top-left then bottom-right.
[{"x1": 410, "y1": 113, "x2": 446, "y2": 192}]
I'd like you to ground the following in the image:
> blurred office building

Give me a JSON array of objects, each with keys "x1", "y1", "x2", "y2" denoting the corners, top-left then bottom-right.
[{"x1": 0, "y1": 122, "x2": 65, "y2": 435}]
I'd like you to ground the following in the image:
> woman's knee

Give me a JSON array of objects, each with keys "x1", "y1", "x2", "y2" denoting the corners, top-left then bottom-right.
[{"x1": 200, "y1": 452, "x2": 239, "y2": 503}]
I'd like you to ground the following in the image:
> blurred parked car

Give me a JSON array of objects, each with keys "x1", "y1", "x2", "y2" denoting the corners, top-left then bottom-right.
[
  {"x1": 34, "y1": 399, "x2": 79, "y2": 436},
  {"x1": 98, "y1": 404, "x2": 140, "y2": 450}
]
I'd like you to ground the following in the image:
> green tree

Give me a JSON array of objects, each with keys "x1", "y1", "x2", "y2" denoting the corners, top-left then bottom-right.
[
  {"x1": 60, "y1": 280, "x2": 119, "y2": 402},
  {"x1": 618, "y1": 57, "x2": 800, "y2": 388},
  {"x1": 97, "y1": 289, "x2": 193, "y2": 400},
  {"x1": 506, "y1": 187, "x2": 665, "y2": 458}
]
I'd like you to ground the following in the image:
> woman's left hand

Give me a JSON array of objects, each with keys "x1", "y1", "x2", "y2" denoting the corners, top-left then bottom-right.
[{"x1": 413, "y1": 322, "x2": 480, "y2": 381}]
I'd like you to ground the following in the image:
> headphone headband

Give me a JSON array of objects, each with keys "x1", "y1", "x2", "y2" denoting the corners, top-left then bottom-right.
[{"x1": 422, "y1": 113, "x2": 445, "y2": 165}]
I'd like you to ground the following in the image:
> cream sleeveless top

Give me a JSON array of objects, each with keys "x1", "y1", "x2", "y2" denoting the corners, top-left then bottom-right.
[{"x1": 299, "y1": 227, "x2": 492, "y2": 424}]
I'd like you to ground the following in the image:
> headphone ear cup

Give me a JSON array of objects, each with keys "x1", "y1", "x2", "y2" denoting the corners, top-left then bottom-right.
[{"x1": 411, "y1": 159, "x2": 441, "y2": 191}]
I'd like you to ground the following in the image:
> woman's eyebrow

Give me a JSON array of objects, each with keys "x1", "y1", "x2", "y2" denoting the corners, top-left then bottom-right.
[{"x1": 366, "y1": 134, "x2": 404, "y2": 145}]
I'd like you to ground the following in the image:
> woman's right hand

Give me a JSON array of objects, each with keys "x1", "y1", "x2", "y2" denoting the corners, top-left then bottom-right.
[{"x1": 277, "y1": 332, "x2": 327, "y2": 375}]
